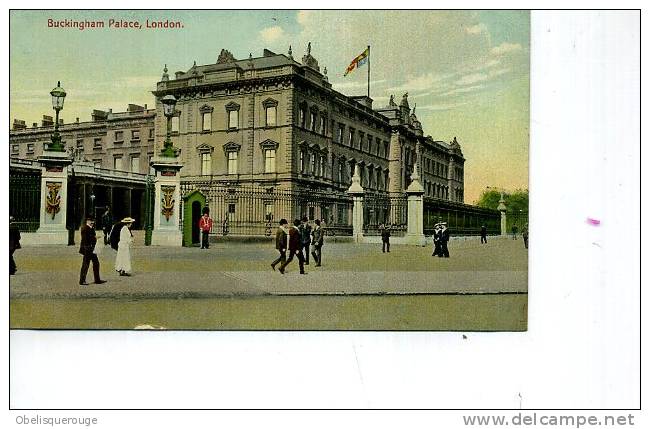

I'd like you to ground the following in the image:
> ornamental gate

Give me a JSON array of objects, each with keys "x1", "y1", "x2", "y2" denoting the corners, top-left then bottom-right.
[{"x1": 9, "y1": 170, "x2": 41, "y2": 232}]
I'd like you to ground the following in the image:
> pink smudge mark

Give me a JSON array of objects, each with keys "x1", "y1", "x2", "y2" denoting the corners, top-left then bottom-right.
[{"x1": 586, "y1": 218, "x2": 601, "y2": 226}]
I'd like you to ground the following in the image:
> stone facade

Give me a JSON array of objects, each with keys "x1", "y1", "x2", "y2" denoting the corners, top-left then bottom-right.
[
  {"x1": 153, "y1": 46, "x2": 465, "y2": 201},
  {"x1": 10, "y1": 46, "x2": 465, "y2": 203},
  {"x1": 10, "y1": 104, "x2": 156, "y2": 175}
]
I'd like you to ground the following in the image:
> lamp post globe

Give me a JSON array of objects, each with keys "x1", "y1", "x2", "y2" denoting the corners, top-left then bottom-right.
[
  {"x1": 49, "y1": 81, "x2": 67, "y2": 152},
  {"x1": 160, "y1": 94, "x2": 178, "y2": 157}
]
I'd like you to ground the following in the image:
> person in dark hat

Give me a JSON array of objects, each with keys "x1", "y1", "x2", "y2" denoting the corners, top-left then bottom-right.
[
  {"x1": 480, "y1": 224, "x2": 488, "y2": 244},
  {"x1": 9, "y1": 216, "x2": 21, "y2": 275},
  {"x1": 271, "y1": 218, "x2": 288, "y2": 271},
  {"x1": 299, "y1": 216, "x2": 312, "y2": 265},
  {"x1": 79, "y1": 215, "x2": 106, "y2": 285},
  {"x1": 439, "y1": 222, "x2": 450, "y2": 258},
  {"x1": 279, "y1": 219, "x2": 306, "y2": 274},
  {"x1": 101, "y1": 206, "x2": 112, "y2": 245}
]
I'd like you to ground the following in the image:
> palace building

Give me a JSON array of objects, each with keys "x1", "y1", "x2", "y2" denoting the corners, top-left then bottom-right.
[
  {"x1": 10, "y1": 45, "x2": 465, "y2": 203},
  {"x1": 151, "y1": 46, "x2": 465, "y2": 202}
]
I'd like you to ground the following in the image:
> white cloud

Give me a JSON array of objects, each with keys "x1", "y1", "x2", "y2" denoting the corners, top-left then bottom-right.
[
  {"x1": 455, "y1": 73, "x2": 489, "y2": 86},
  {"x1": 387, "y1": 72, "x2": 452, "y2": 93},
  {"x1": 259, "y1": 26, "x2": 285, "y2": 43},
  {"x1": 465, "y1": 23, "x2": 488, "y2": 35},
  {"x1": 491, "y1": 42, "x2": 523, "y2": 56},
  {"x1": 440, "y1": 85, "x2": 485, "y2": 97}
]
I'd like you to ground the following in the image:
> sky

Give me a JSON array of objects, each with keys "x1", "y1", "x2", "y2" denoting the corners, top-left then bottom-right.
[{"x1": 10, "y1": 10, "x2": 529, "y2": 204}]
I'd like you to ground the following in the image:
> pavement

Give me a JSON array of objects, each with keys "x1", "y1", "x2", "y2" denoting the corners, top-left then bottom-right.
[{"x1": 10, "y1": 236, "x2": 528, "y2": 299}]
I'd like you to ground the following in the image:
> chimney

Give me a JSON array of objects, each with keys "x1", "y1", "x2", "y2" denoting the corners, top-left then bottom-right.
[
  {"x1": 42, "y1": 115, "x2": 54, "y2": 127},
  {"x1": 175, "y1": 71, "x2": 183, "y2": 79},
  {"x1": 32, "y1": 123, "x2": 38, "y2": 128},
  {"x1": 127, "y1": 104, "x2": 144, "y2": 113},
  {"x1": 12, "y1": 119, "x2": 26, "y2": 130},
  {"x1": 91, "y1": 110, "x2": 108, "y2": 122},
  {"x1": 58, "y1": 119, "x2": 64, "y2": 125},
  {"x1": 144, "y1": 104, "x2": 147, "y2": 110},
  {"x1": 76, "y1": 117, "x2": 80, "y2": 124}
]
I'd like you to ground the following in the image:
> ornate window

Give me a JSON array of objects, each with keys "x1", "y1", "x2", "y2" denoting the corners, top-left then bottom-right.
[
  {"x1": 171, "y1": 116, "x2": 180, "y2": 133},
  {"x1": 131, "y1": 156, "x2": 140, "y2": 173},
  {"x1": 225, "y1": 102, "x2": 240, "y2": 130},
  {"x1": 348, "y1": 128, "x2": 355, "y2": 147},
  {"x1": 200, "y1": 105, "x2": 213, "y2": 132},
  {"x1": 309, "y1": 107, "x2": 317, "y2": 132},
  {"x1": 299, "y1": 103, "x2": 307, "y2": 128},
  {"x1": 197, "y1": 143, "x2": 214, "y2": 176},
  {"x1": 201, "y1": 153, "x2": 211, "y2": 175},
  {"x1": 260, "y1": 139, "x2": 279, "y2": 173},
  {"x1": 263, "y1": 99, "x2": 278, "y2": 127},
  {"x1": 337, "y1": 123, "x2": 344, "y2": 144},
  {"x1": 320, "y1": 114, "x2": 327, "y2": 135},
  {"x1": 222, "y1": 142, "x2": 241, "y2": 175}
]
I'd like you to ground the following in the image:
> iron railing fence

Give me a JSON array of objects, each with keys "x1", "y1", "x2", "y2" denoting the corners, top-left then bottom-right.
[
  {"x1": 362, "y1": 192, "x2": 408, "y2": 237},
  {"x1": 9, "y1": 171, "x2": 41, "y2": 232},
  {"x1": 423, "y1": 197, "x2": 501, "y2": 236},
  {"x1": 179, "y1": 180, "x2": 354, "y2": 236}
]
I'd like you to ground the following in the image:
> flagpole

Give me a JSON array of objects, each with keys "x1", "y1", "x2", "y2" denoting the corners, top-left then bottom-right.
[{"x1": 367, "y1": 45, "x2": 371, "y2": 98}]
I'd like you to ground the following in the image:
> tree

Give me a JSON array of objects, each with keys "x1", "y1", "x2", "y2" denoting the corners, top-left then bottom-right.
[{"x1": 476, "y1": 188, "x2": 528, "y2": 213}]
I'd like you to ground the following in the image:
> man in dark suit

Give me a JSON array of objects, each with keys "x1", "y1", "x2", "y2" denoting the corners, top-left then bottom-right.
[
  {"x1": 480, "y1": 224, "x2": 487, "y2": 244},
  {"x1": 299, "y1": 216, "x2": 312, "y2": 265},
  {"x1": 279, "y1": 219, "x2": 306, "y2": 275},
  {"x1": 440, "y1": 222, "x2": 450, "y2": 258},
  {"x1": 9, "y1": 216, "x2": 21, "y2": 275},
  {"x1": 271, "y1": 218, "x2": 288, "y2": 271},
  {"x1": 79, "y1": 215, "x2": 106, "y2": 286}
]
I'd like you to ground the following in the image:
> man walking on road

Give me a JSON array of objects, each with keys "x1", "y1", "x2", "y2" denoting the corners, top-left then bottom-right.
[
  {"x1": 198, "y1": 209, "x2": 213, "y2": 249},
  {"x1": 522, "y1": 223, "x2": 529, "y2": 249},
  {"x1": 101, "y1": 207, "x2": 112, "y2": 245},
  {"x1": 271, "y1": 219, "x2": 288, "y2": 271},
  {"x1": 279, "y1": 219, "x2": 306, "y2": 275},
  {"x1": 380, "y1": 223, "x2": 391, "y2": 253},
  {"x1": 440, "y1": 222, "x2": 450, "y2": 258},
  {"x1": 299, "y1": 216, "x2": 312, "y2": 265},
  {"x1": 480, "y1": 224, "x2": 488, "y2": 244},
  {"x1": 9, "y1": 216, "x2": 21, "y2": 275},
  {"x1": 311, "y1": 219, "x2": 324, "y2": 267},
  {"x1": 79, "y1": 215, "x2": 106, "y2": 286}
]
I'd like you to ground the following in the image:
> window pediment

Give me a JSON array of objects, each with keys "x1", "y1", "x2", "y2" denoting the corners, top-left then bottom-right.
[
  {"x1": 223, "y1": 142, "x2": 241, "y2": 153},
  {"x1": 199, "y1": 104, "x2": 214, "y2": 113},
  {"x1": 225, "y1": 101, "x2": 240, "y2": 111},
  {"x1": 196, "y1": 143, "x2": 214, "y2": 153},
  {"x1": 262, "y1": 98, "x2": 278, "y2": 107},
  {"x1": 260, "y1": 139, "x2": 279, "y2": 150}
]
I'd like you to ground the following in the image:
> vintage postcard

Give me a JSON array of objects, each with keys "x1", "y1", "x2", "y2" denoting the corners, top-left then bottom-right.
[{"x1": 9, "y1": 10, "x2": 529, "y2": 331}]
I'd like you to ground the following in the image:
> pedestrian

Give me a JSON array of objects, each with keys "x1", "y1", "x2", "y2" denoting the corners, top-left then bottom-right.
[
  {"x1": 9, "y1": 216, "x2": 21, "y2": 275},
  {"x1": 440, "y1": 222, "x2": 450, "y2": 258},
  {"x1": 311, "y1": 219, "x2": 324, "y2": 267},
  {"x1": 79, "y1": 215, "x2": 106, "y2": 285},
  {"x1": 480, "y1": 224, "x2": 487, "y2": 244},
  {"x1": 432, "y1": 222, "x2": 442, "y2": 256},
  {"x1": 522, "y1": 223, "x2": 529, "y2": 249},
  {"x1": 198, "y1": 209, "x2": 213, "y2": 249},
  {"x1": 511, "y1": 224, "x2": 518, "y2": 240},
  {"x1": 380, "y1": 223, "x2": 391, "y2": 253},
  {"x1": 271, "y1": 218, "x2": 288, "y2": 271},
  {"x1": 299, "y1": 216, "x2": 312, "y2": 265},
  {"x1": 102, "y1": 206, "x2": 112, "y2": 245},
  {"x1": 279, "y1": 219, "x2": 306, "y2": 275},
  {"x1": 115, "y1": 217, "x2": 135, "y2": 277}
]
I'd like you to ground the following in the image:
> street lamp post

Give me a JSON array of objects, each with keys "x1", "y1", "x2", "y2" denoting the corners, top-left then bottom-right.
[
  {"x1": 161, "y1": 94, "x2": 178, "y2": 157},
  {"x1": 49, "y1": 81, "x2": 67, "y2": 152}
]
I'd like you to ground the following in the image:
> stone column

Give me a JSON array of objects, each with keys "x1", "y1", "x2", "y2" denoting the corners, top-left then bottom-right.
[
  {"x1": 404, "y1": 163, "x2": 426, "y2": 246},
  {"x1": 34, "y1": 150, "x2": 73, "y2": 244},
  {"x1": 151, "y1": 156, "x2": 184, "y2": 246},
  {"x1": 497, "y1": 193, "x2": 507, "y2": 236},
  {"x1": 346, "y1": 164, "x2": 364, "y2": 244}
]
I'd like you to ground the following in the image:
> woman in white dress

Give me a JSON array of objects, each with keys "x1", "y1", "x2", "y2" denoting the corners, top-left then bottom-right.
[{"x1": 115, "y1": 217, "x2": 135, "y2": 276}]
